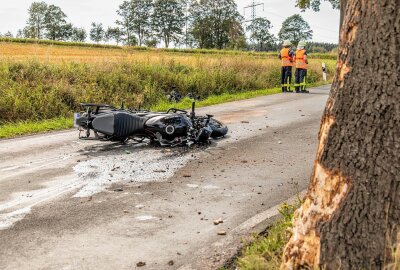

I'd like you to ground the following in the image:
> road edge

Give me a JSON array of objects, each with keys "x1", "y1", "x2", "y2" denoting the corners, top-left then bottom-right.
[{"x1": 177, "y1": 191, "x2": 307, "y2": 270}]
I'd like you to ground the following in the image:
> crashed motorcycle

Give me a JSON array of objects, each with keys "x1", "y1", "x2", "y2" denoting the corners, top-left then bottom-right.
[{"x1": 74, "y1": 102, "x2": 228, "y2": 147}]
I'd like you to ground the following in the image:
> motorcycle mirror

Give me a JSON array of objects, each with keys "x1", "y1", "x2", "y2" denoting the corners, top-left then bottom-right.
[{"x1": 190, "y1": 102, "x2": 196, "y2": 120}]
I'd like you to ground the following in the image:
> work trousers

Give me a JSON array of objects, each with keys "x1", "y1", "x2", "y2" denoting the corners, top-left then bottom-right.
[
  {"x1": 281, "y1": 66, "x2": 293, "y2": 92},
  {"x1": 295, "y1": 68, "x2": 307, "y2": 92}
]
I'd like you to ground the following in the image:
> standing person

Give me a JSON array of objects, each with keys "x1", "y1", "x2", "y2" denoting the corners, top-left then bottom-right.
[
  {"x1": 279, "y1": 40, "x2": 295, "y2": 92},
  {"x1": 294, "y1": 41, "x2": 309, "y2": 93}
]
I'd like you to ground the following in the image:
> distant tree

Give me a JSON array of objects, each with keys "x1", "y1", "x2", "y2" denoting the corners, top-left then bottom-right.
[
  {"x1": 19, "y1": 26, "x2": 36, "y2": 39},
  {"x1": 116, "y1": 1, "x2": 134, "y2": 46},
  {"x1": 307, "y1": 41, "x2": 338, "y2": 53},
  {"x1": 227, "y1": 20, "x2": 247, "y2": 50},
  {"x1": 152, "y1": 0, "x2": 185, "y2": 48},
  {"x1": 71, "y1": 27, "x2": 87, "y2": 42},
  {"x1": 44, "y1": 4, "x2": 69, "y2": 40},
  {"x1": 144, "y1": 38, "x2": 158, "y2": 48},
  {"x1": 278, "y1": 14, "x2": 313, "y2": 46},
  {"x1": 247, "y1": 18, "x2": 276, "y2": 51},
  {"x1": 105, "y1": 27, "x2": 123, "y2": 45},
  {"x1": 16, "y1": 30, "x2": 24, "y2": 38},
  {"x1": 188, "y1": 1, "x2": 213, "y2": 48},
  {"x1": 26, "y1": 2, "x2": 48, "y2": 39},
  {"x1": 132, "y1": 0, "x2": 153, "y2": 46},
  {"x1": 116, "y1": 0, "x2": 153, "y2": 46},
  {"x1": 90, "y1": 23, "x2": 105, "y2": 43},
  {"x1": 296, "y1": 0, "x2": 340, "y2": 11},
  {"x1": 104, "y1": 27, "x2": 111, "y2": 43},
  {"x1": 125, "y1": 35, "x2": 138, "y2": 46},
  {"x1": 189, "y1": 0, "x2": 243, "y2": 49},
  {"x1": 61, "y1": 23, "x2": 74, "y2": 41},
  {"x1": 3, "y1": 31, "x2": 14, "y2": 38}
]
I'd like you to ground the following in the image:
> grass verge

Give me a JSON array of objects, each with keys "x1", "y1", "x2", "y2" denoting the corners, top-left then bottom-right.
[
  {"x1": 0, "y1": 82, "x2": 330, "y2": 139},
  {"x1": 0, "y1": 117, "x2": 73, "y2": 139},
  {"x1": 151, "y1": 87, "x2": 282, "y2": 111},
  {"x1": 233, "y1": 201, "x2": 301, "y2": 270}
]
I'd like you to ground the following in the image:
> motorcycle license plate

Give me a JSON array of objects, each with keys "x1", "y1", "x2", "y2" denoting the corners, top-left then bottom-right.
[{"x1": 73, "y1": 113, "x2": 81, "y2": 128}]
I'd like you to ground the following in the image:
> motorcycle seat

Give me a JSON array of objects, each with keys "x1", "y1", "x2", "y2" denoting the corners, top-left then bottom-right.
[{"x1": 114, "y1": 112, "x2": 146, "y2": 138}]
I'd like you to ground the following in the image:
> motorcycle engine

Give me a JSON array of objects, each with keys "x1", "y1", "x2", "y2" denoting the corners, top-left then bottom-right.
[{"x1": 145, "y1": 114, "x2": 191, "y2": 140}]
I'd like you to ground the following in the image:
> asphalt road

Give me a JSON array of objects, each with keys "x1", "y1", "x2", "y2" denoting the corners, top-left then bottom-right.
[{"x1": 0, "y1": 85, "x2": 330, "y2": 270}]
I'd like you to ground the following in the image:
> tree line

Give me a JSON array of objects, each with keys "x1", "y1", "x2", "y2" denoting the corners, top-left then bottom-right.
[{"x1": 2, "y1": 0, "x2": 338, "y2": 52}]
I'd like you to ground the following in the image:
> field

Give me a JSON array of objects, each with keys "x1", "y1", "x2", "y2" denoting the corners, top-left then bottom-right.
[{"x1": 0, "y1": 41, "x2": 336, "y2": 126}]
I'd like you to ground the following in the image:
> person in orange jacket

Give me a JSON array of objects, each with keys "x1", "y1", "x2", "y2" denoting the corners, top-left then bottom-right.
[
  {"x1": 294, "y1": 41, "x2": 309, "y2": 93},
  {"x1": 278, "y1": 40, "x2": 295, "y2": 92}
]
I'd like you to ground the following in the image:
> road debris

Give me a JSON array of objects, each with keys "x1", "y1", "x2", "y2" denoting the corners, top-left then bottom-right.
[
  {"x1": 153, "y1": 169, "x2": 167, "y2": 173},
  {"x1": 136, "y1": 261, "x2": 146, "y2": 267},
  {"x1": 213, "y1": 218, "x2": 224, "y2": 225},
  {"x1": 111, "y1": 166, "x2": 120, "y2": 172},
  {"x1": 168, "y1": 260, "x2": 174, "y2": 266},
  {"x1": 217, "y1": 230, "x2": 227, "y2": 236}
]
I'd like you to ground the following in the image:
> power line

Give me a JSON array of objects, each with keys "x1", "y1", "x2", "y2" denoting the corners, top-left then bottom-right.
[{"x1": 244, "y1": 0, "x2": 264, "y2": 22}]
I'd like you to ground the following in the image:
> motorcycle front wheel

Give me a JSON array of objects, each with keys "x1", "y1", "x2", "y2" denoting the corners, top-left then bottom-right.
[{"x1": 209, "y1": 118, "x2": 228, "y2": 138}]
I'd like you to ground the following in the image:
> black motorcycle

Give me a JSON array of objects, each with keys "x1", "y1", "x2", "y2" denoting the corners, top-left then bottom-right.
[{"x1": 74, "y1": 102, "x2": 228, "y2": 147}]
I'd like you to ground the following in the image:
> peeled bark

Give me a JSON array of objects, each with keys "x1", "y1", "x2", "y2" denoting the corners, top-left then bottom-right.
[{"x1": 282, "y1": 0, "x2": 399, "y2": 269}]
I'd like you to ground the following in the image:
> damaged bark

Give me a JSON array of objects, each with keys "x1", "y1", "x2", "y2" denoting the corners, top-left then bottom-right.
[{"x1": 282, "y1": 0, "x2": 399, "y2": 269}]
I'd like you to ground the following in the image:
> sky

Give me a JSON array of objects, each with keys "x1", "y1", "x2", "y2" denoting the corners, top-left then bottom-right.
[{"x1": 0, "y1": 0, "x2": 340, "y2": 43}]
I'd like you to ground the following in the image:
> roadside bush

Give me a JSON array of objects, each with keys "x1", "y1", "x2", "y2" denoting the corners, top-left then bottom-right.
[{"x1": 0, "y1": 48, "x2": 336, "y2": 124}]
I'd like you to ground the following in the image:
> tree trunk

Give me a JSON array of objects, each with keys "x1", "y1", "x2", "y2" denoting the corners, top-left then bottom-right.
[
  {"x1": 281, "y1": 0, "x2": 399, "y2": 269},
  {"x1": 165, "y1": 35, "x2": 170, "y2": 49}
]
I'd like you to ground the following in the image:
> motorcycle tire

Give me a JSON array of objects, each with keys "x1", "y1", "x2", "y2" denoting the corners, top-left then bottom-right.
[{"x1": 209, "y1": 118, "x2": 228, "y2": 138}]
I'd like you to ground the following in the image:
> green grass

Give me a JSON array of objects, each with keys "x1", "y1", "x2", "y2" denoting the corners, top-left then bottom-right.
[
  {"x1": 234, "y1": 201, "x2": 301, "y2": 270},
  {"x1": 0, "y1": 116, "x2": 73, "y2": 139},
  {"x1": 0, "y1": 82, "x2": 330, "y2": 139},
  {"x1": 151, "y1": 87, "x2": 282, "y2": 111}
]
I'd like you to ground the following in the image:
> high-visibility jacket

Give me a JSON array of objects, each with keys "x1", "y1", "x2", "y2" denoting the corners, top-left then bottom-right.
[
  {"x1": 280, "y1": 48, "x2": 294, "y2": 67},
  {"x1": 295, "y1": 49, "x2": 308, "y2": 69}
]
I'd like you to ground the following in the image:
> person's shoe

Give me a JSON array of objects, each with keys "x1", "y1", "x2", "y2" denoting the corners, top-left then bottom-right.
[{"x1": 301, "y1": 90, "x2": 310, "y2": 93}]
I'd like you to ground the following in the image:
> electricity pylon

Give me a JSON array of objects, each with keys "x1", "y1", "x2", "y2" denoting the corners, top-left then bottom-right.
[{"x1": 244, "y1": 0, "x2": 265, "y2": 22}]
